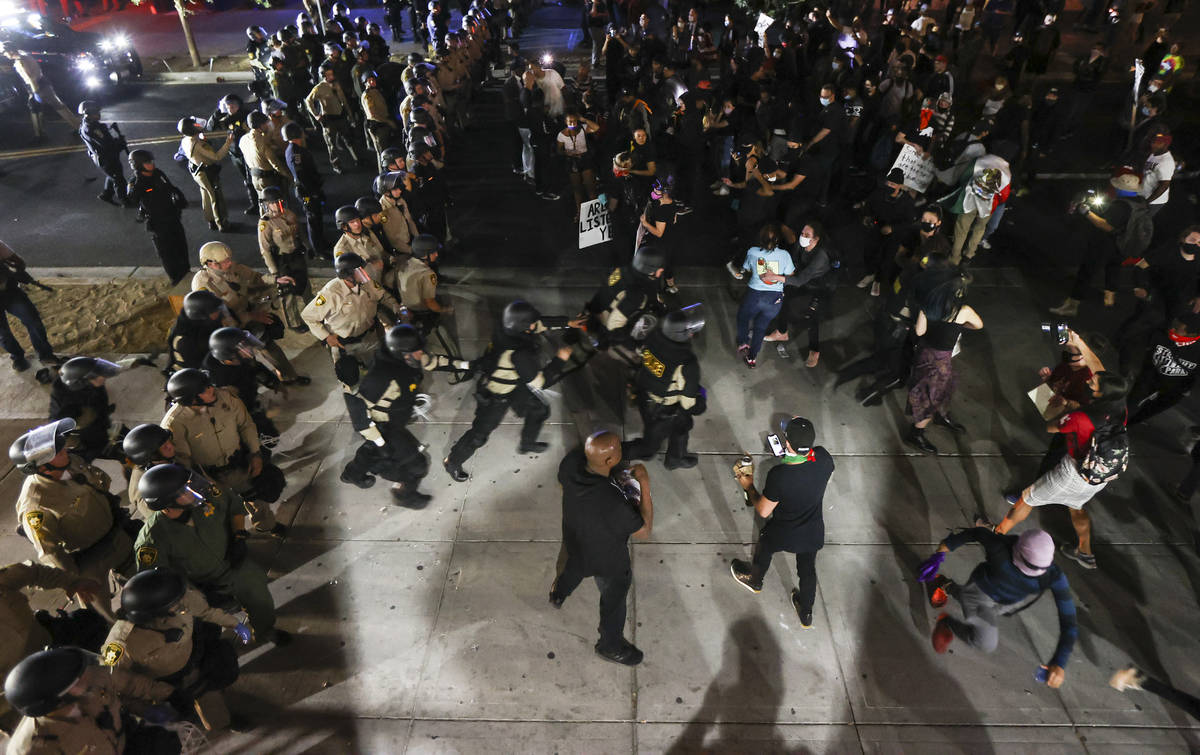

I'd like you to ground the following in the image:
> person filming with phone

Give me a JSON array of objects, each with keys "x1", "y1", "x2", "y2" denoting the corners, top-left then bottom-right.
[{"x1": 728, "y1": 416, "x2": 834, "y2": 630}]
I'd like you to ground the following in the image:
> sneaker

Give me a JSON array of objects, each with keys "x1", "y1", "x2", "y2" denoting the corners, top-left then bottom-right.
[
  {"x1": 791, "y1": 590, "x2": 813, "y2": 628},
  {"x1": 443, "y1": 458, "x2": 469, "y2": 482},
  {"x1": 931, "y1": 613, "x2": 954, "y2": 653},
  {"x1": 978, "y1": 239, "x2": 991, "y2": 250},
  {"x1": 518, "y1": 440, "x2": 549, "y2": 454},
  {"x1": 675, "y1": 204, "x2": 693, "y2": 216},
  {"x1": 725, "y1": 261, "x2": 745, "y2": 280},
  {"x1": 714, "y1": 185, "x2": 730, "y2": 196},
  {"x1": 664, "y1": 454, "x2": 698, "y2": 470},
  {"x1": 933, "y1": 414, "x2": 965, "y2": 433},
  {"x1": 929, "y1": 575, "x2": 951, "y2": 608},
  {"x1": 1004, "y1": 492, "x2": 1019, "y2": 506},
  {"x1": 11, "y1": 355, "x2": 30, "y2": 372},
  {"x1": 1059, "y1": 544, "x2": 1097, "y2": 569},
  {"x1": 339, "y1": 468, "x2": 375, "y2": 489},
  {"x1": 775, "y1": 344, "x2": 790, "y2": 359},
  {"x1": 805, "y1": 351, "x2": 820, "y2": 368},
  {"x1": 540, "y1": 191, "x2": 561, "y2": 201},
  {"x1": 729, "y1": 559, "x2": 762, "y2": 593},
  {"x1": 595, "y1": 639, "x2": 643, "y2": 666},
  {"x1": 744, "y1": 356, "x2": 756, "y2": 369},
  {"x1": 856, "y1": 273, "x2": 875, "y2": 289},
  {"x1": 870, "y1": 281, "x2": 881, "y2": 297},
  {"x1": 762, "y1": 331, "x2": 788, "y2": 343}
]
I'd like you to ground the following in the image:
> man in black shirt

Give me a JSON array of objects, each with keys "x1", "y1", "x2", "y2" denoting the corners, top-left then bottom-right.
[
  {"x1": 126, "y1": 149, "x2": 191, "y2": 285},
  {"x1": 284, "y1": 122, "x2": 329, "y2": 258},
  {"x1": 1117, "y1": 226, "x2": 1200, "y2": 370},
  {"x1": 730, "y1": 417, "x2": 834, "y2": 628},
  {"x1": 550, "y1": 431, "x2": 653, "y2": 665}
]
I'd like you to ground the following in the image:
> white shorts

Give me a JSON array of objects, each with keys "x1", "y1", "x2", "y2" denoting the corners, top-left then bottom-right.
[{"x1": 1023, "y1": 454, "x2": 1106, "y2": 510}]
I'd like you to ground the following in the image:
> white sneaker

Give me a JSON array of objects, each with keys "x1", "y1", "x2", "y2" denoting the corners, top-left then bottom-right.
[
  {"x1": 979, "y1": 239, "x2": 992, "y2": 250},
  {"x1": 714, "y1": 185, "x2": 730, "y2": 196},
  {"x1": 870, "y1": 281, "x2": 881, "y2": 297},
  {"x1": 856, "y1": 273, "x2": 875, "y2": 288},
  {"x1": 725, "y1": 261, "x2": 744, "y2": 280}
]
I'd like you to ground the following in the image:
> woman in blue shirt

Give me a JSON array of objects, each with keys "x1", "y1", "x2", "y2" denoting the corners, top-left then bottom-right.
[{"x1": 733, "y1": 223, "x2": 795, "y2": 368}]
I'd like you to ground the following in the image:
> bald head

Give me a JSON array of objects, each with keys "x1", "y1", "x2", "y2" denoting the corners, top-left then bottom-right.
[{"x1": 584, "y1": 431, "x2": 622, "y2": 476}]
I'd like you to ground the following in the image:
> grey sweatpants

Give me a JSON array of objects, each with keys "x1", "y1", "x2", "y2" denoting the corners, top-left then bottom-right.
[{"x1": 945, "y1": 580, "x2": 1000, "y2": 653}]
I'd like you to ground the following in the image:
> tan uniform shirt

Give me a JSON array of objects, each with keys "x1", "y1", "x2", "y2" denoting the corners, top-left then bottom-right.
[
  {"x1": 15, "y1": 459, "x2": 115, "y2": 574},
  {"x1": 379, "y1": 195, "x2": 418, "y2": 253},
  {"x1": 7, "y1": 664, "x2": 173, "y2": 755},
  {"x1": 239, "y1": 128, "x2": 290, "y2": 180},
  {"x1": 361, "y1": 88, "x2": 394, "y2": 125},
  {"x1": 180, "y1": 134, "x2": 231, "y2": 168},
  {"x1": 394, "y1": 256, "x2": 437, "y2": 311},
  {"x1": 333, "y1": 231, "x2": 385, "y2": 264},
  {"x1": 100, "y1": 587, "x2": 238, "y2": 679},
  {"x1": 257, "y1": 210, "x2": 302, "y2": 274},
  {"x1": 161, "y1": 386, "x2": 260, "y2": 470},
  {"x1": 11, "y1": 54, "x2": 47, "y2": 95},
  {"x1": 191, "y1": 263, "x2": 272, "y2": 323},
  {"x1": 305, "y1": 80, "x2": 350, "y2": 119},
  {"x1": 301, "y1": 277, "x2": 398, "y2": 341},
  {"x1": 0, "y1": 562, "x2": 76, "y2": 679}
]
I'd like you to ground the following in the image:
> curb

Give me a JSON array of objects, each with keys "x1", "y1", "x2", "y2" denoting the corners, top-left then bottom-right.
[{"x1": 140, "y1": 71, "x2": 255, "y2": 84}]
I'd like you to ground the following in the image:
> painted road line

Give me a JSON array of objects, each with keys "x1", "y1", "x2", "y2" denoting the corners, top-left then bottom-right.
[{"x1": 0, "y1": 134, "x2": 179, "y2": 162}]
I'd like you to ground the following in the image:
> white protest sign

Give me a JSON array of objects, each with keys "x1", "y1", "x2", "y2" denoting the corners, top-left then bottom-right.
[
  {"x1": 890, "y1": 144, "x2": 935, "y2": 193},
  {"x1": 755, "y1": 12, "x2": 774, "y2": 37},
  {"x1": 578, "y1": 198, "x2": 611, "y2": 249}
]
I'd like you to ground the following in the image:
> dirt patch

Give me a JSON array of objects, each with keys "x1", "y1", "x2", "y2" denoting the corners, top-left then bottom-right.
[{"x1": 8, "y1": 279, "x2": 176, "y2": 358}]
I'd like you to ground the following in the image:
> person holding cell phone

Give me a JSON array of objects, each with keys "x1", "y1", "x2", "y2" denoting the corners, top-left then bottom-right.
[{"x1": 729, "y1": 417, "x2": 833, "y2": 629}]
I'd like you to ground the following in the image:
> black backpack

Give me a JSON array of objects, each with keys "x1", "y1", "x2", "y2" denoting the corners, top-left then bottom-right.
[{"x1": 1077, "y1": 422, "x2": 1129, "y2": 485}]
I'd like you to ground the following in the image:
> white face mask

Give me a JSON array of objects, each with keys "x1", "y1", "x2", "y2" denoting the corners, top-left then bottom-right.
[
  {"x1": 798, "y1": 236, "x2": 812, "y2": 248},
  {"x1": 819, "y1": 96, "x2": 832, "y2": 106}
]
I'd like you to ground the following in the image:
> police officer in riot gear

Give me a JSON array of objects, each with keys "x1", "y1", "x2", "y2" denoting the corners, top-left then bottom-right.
[
  {"x1": 584, "y1": 244, "x2": 667, "y2": 351},
  {"x1": 122, "y1": 423, "x2": 177, "y2": 521},
  {"x1": 625, "y1": 305, "x2": 706, "y2": 469},
  {"x1": 163, "y1": 368, "x2": 288, "y2": 537},
  {"x1": 206, "y1": 93, "x2": 259, "y2": 216},
  {"x1": 11, "y1": 419, "x2": 138, "y2": 620},
  {"x1": 126, "y1": 149, "x2": 191, "y2": 285},
  {"x1": 203, "y1": 327, "x2": 284, "y2": 446},
  {"x1": 77, "y1": 100, "x2": 128, "y2": 206},
  {"x1": 102, "y1": 567, "x2": 248, "y2": 731},
  {"x1": 257, "y1": 185, "x2": 312, "y2": 329},
  {"x1": 282, "y1": 121, "x2": 329, "y2": 257},
  {"x1": 167, "y1": 290, "x2": 231, "y2": 374},
  {"x1": 4, "y1": 646, "x2": 180, "y2": 754},
  {"x1": 342, "y1": 324, "x2": 470, "y2": 503},
  {"x1": 395, "y1": 233, "x2": 453, "y2": 333},
  {"x1": 443, "y1": 300, "x2": 575, "y2": 482},
  {"x1": 134, "y1": 463, "x2": 289, "y2": 645},
  {"x1": 48, "y1": 357, "x2": 123, "y2": 462}
]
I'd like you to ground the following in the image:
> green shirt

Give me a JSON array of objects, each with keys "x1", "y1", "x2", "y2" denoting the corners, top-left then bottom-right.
[{"x1": 132, "y1": 484, "x2": 238, "y2": 584}]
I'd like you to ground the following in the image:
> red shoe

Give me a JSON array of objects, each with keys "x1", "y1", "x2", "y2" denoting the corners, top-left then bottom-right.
[
  {"x1": 929, "y1": 575, "x2": 951, "y2": 608},
  {"x1": 932, "y1": 613, "x2": 954, "y2": 654}
]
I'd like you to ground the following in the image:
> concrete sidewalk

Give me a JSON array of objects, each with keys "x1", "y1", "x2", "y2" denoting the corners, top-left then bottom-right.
[{"x1": 0, "y1": 266, "x2": 1197, "y2": 753}]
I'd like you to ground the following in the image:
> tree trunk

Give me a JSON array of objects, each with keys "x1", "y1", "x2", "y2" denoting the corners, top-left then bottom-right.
[{"x1": 175, "y1": 0, "x2": 201, "y2": 69}]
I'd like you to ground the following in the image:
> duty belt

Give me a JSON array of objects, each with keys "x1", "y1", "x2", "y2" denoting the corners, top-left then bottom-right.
[
  {"x1": 340, "y1": 327, "x2": 374, "y2": 345},
  {"x1": 251, "y1": 168, "x2": 282, "y2": 179},
  {"x1": 71, "y1": 520, "x2": 121, "y2": 558}
]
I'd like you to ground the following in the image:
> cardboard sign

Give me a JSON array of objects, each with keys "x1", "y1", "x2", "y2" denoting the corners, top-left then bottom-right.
[
  {"x1": 755, "y1": 12, "x2": 775, "y2": 37},
  {"x1": 890, "y1": 144, "x2": 935, "y2": 193},
  {"x1": 578, "y1": 199, "x2": 611, "y2": 248}
]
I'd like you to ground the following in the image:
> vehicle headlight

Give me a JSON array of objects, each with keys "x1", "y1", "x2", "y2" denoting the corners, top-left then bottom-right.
[
  {"x1": 84, "y1": 75, "x2": 101, "y2": 88},
  {"x1": 76, "y1": 57, "x2": 97, "y2": 72},
  {"x1": 100, "y1": 33, "x2": 130, "y2": 51}
]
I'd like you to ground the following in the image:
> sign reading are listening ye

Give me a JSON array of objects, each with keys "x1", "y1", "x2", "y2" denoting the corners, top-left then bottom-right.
[{"x1": 578, "y1": 199, "x2": 612, "y2": 249}]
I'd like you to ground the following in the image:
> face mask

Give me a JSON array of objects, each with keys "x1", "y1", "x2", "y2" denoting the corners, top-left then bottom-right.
[
  {"x1": 798, "y1": 236, "x2": 812, "y2": 248},
  {"x1": 937, "y1": 103, "x2": 949, "y2": 112},
  {"x1": 1141, "y1": 106, "x2": 1152, "y2": 116},
  {"x1": 1148, "y1": 84, "x2": 1160, "y2": 92},
  {"x1": 1181, "y1": 243, "x2": 1200, "y2": 257},
  {"x1": 831, "y1": 62, "x2": 841, "y2": 70},
  {"x1": 920, "y1": 221, "x2": 938, "y2": 232},
  {"x1": 1061, "y1": 350, "x2": 1083, "y2": 363},
  {"x1": 819, "y1": 96, "x2": 832, "y2": 106}
]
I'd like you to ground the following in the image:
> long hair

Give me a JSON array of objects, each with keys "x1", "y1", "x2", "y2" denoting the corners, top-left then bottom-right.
[
  {"x1": 758, "y1": 222, "x2": 781, "y2": 250},
  {"x1": 922, "y1": 273, "x2": 968, "y2": 322},
  {"x1": 1083, "y1": 372, "x2": 1129, "y2": 427}
]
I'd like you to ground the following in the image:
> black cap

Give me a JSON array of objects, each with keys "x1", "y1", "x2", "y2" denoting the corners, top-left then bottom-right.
[{"x1": 783, "y1": 416, "x2": 815, "y2": 450}]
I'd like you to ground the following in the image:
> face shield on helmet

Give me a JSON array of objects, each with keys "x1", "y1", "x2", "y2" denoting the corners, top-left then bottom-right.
[{"x1": 20, "y1": 419, "x2": 77, "y2": 470}]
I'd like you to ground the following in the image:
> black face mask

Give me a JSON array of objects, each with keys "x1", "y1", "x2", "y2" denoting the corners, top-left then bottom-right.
[
  {"x1": 920, "y1": 221, "x2": 938, "y2": 232},
  {"x1": 1182, "y1": 243, "x2": 1200, "y2": 257}
]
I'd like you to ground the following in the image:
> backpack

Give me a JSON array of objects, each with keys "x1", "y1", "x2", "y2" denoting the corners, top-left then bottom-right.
[
  {"x1": 1114, "y1": 197, "x2": 1154, "y2": 259},
  {"x1": 1077, "y1": 422, "x2": 1129, "y2": 485}
]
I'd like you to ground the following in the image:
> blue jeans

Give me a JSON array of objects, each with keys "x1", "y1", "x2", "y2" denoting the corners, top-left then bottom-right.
[
  {"x1": 736, "y1": 288, "x2": 783, "y2": 359},
  {"x1": 0, "y1": 288, "x2": 54, "y2": 361}
]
